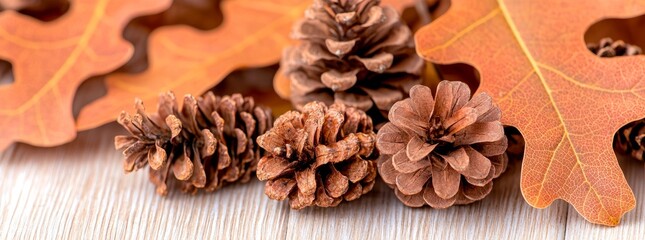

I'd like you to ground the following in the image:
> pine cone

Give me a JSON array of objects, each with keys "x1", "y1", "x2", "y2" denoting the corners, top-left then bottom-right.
[
  {"x1": 256, "y1": 101, "x2": 378, "y2": 209},
  {"x1": 376, "y1": 82, "x2": 508, "y2": 208},
  {"x1": 587, "y1": 37, "x2": 642, "y2": 57},
  {"x1": 280, "y1": 0, "x2": 423, "y2": 119},
  {"x1": 616, "y1": 119, "x2": 645, "y2": 161},
  {"x1": 115, "y1": 92, "x2": 273, "y2": 196}
]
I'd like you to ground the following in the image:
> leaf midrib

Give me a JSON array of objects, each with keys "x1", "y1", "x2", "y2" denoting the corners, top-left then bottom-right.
[{"x1": 495, "y1": 0, "x2": 616, "y2": 222}]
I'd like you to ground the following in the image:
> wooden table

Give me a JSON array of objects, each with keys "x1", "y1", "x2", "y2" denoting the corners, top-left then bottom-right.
[{"x1": 1, "y1": 123, "x2": 643, "y2": 239}]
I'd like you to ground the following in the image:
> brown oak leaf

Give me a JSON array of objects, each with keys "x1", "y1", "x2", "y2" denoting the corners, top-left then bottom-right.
[
  {"x1": 415, "y1": 0, "x2": 645, "y2": 226},
  {"x1": 0, "y1": 0, "x2": 171, "y2": 150},
  {"x1": 76, "y1": 0, "x2": 416, "y2": 131}
]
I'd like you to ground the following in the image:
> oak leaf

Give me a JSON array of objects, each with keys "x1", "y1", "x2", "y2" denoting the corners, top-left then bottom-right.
[
  {"x1": 0, "y1": 0, "x2": 171, "y2": 150},
  {"x1": 415, "y1": 0, "x2": 645, "y2": 226},
  {"x1": 76, "y1": 0, "x2": 416, "y2": 131}
]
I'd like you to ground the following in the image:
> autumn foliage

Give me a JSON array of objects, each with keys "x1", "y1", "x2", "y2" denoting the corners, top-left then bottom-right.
[
  {"x1": 1, "y1": 0, "x2": 645, "y2": 226},
  {"x1": 416, "y1": 0, "x2": 645, "y2": 225}
]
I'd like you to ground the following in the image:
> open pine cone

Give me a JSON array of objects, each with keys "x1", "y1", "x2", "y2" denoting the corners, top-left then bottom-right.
[
  {"x1": 256, "y1": 101, "x2": 378, "y2": 209},
  {"x1": 616, "y1": 119, "x2": 645, "y2": 161},
  {"x1": 587, "y1": 37, "x2": 642, "y2": 57},
  {"x1": 376, "y1": 82, "x2": 508, "y2": 208},
  {"x1": 115, "y1": 92, "x2": 272, "y2": 195},
  {"x1": 280, "y1": 0, "x2": 423, "y2": 119}
]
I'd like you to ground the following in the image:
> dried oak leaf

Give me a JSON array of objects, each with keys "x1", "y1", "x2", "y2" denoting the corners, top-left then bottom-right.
[
  {"x1": 76, "y1": 0, "x2": 416, "y2": 131},
  {"x1": 0, "y1": 0, "x2": 171, "y2": 151},
  {"x1": 415, "y1": 0, "x2": 645, "y2": 226}
]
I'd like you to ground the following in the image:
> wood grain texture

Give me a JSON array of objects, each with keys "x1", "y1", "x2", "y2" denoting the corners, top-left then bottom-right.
[
  {"x1": 0, "y1": 124, "x2": 289, "y2": 239},
  {"x1": 286, "y1": 161, "x2": 567, "y2": 240},
  {"x1": 0, "y1": 124, "x2": 643, "y2": 239}
]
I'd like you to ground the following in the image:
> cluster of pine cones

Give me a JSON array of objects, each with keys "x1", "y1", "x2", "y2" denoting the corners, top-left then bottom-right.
[
  {"x1": 115, "y1": 0, "x2": 645, "y2": 210},
  {"x1": 115, "y1": 0, "x2": 507, "y2": 209}
]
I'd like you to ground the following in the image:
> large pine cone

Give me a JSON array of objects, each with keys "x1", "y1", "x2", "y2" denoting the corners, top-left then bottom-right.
[
  {"x1": 280, "y1": 0, "x2": 423, "y2": 119},
  {"x1": 115, "y1": 92, "x2": 272, "y2": 195},
  {"x1": 256, "y1": 102, "x2": 378, "y2": 209},
  {"x1": 376, "y1": 82, "x2": 508, "y2": 208},
  {"x1": 616, "y1": 119, "x2": 645, "y2": 161}
]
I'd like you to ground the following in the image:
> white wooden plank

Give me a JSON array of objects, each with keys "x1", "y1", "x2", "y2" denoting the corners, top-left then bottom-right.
[
  {"x1": 284, "y1": 160, "x2": 568, "y2": 240},
  {"x1": 0, "y1": 124, "x2": 289, "y2": 239},
  {"x1": 4, "y1": 122, "x2": 645, "y2": 239},
  {"x1": 564, "y1": 157, "x2": 645, "y2": 240}
]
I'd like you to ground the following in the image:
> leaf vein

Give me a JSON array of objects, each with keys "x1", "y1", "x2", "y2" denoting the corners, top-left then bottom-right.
[{"x1": 496, "y1": 0, "x2": 615, "y2": 217}]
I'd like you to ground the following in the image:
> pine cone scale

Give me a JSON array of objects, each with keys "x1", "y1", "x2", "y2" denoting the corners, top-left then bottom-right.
[
  {"x1": 325, "y1": 39, "x2": 356, "y2": 56},
  {"x1": 321, "y1": 69, "x2": 358, "y2": 91},
  {"x1": 423, "y1": 183, "x2": 456, "y2": 208},
  {"x1": 389, "y1": 100, "x2": 427, "y2": 136},
  {"x1": 392, "y1": 151, "x2": 432, "y2": 173},
  {"x1": 266, "y1": 178, "x2": 296, "y2": 200},
  {"x1": 378, "y1": 158, "x2": 397, "y2": 184},
  {"x1": 375, "y1": 124, "x2": 406, "y2": 154},
  {"x1": 395, "y1": 167, "x2": 432, "y2": 195},
  {"x1": 474, "y1": 136, "x2": 508, "y2": 156},
  {"x1": 295, "y1": 168, "x2": 316, "y2": 195},
  {"x1": 334, "y1": 92, "x2": 373, "y2": 110},
  {"x1": 344, "y1": 184, "x2": 363, "y2": 201},
  {"x1": 395, "y1": 189, "x2": 425, "y2": 207},
  {"x1": 115, "y1": 135, "x2": 137, "y2": 150},
  {"x1": 360, "y1": 86, "x2": 402, "y2": 111},
  {"x1": 465, "y1": 167, "x2": 494, "y2": 187},
  {"x1": 325, "y1": 167, "x2": 349, "y2": 198},
  {"x1": 441, "y1": 148, "x2": 468, "y2": 172},
  {"x1": 343, "y1": 158, "x2": 369, "y2": 182},
  {"x1": 461, "y1": 146, "x2": 492, "y2": 179},
  {"x1": 148, "y1": 143, "x2": 167, "y2": 170},
  {"x1": 433, "y1": 82, "x2": 471, "y2": 120},
  {"x1": 431, "y1": 165, "x2": 460, "y2": 199},
  {"x1": 150, "y1": 166, "x2": 170, "y2": 195},
  {"x1": 442, "y1": 107, "x2": 477, "y2": 133},
  {"x1": 314, "y1": 184, "x2": 336, "y2": 206},
  {"x1": 463, "y1": 181, "x2": 492, "y2": 201},
  {"x1": 257, "y1": 156, "x2": 291, "y2": 181},
  {"x1": 291, "y1": 190, "x2": 315, "y2": 209},
  {"x1": 455, "y1": 122, "x2": 505, "y2": 145},
  {"x1": 406, "y1": 137, "x2": 436, "y2": 162},
  {"x1": 172, "y1": 152, "x2": 193, "y2": 181}
]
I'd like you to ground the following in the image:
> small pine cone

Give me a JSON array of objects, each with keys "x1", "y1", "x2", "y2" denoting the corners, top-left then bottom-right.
[
  {"x1": 115, "y1": 92, "x2": 273, "y2": 196},
  {"x1": 256, "y1": 102, "x2": 378, "y2": 209},
  {"x1": 280, "y1": 0, "x2": 423, "y2": 119},
  {"x1": 616, "y1": 119, "x2": 645, "y2": 161},
  {"x1": 587, "y1": 37, "x2": 642, "y2": 57},
  {"x1": 376, "y1": 81, "x2": 508, "y2": 208}
]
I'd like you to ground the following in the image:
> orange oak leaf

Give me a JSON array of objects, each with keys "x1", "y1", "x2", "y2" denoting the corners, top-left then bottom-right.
[
  {"x1": 415, "y1": 0, "x2": 645, "y2": 226},
  {"x1": 76, "y1": 0, "x2": 416, "y2": 131},
  {"x1": 0, "y1": 0, "x2": 171, "y2": 150}
]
